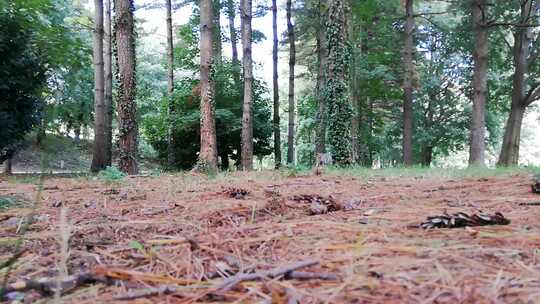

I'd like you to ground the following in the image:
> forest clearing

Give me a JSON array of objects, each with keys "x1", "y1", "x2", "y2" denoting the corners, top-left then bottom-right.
[
  {"x1": 3, "y1": 0, "x2": 540, "y2": 302},
  {"x1": 1, "y1": 169, "x2": 540, "y2": 303}
]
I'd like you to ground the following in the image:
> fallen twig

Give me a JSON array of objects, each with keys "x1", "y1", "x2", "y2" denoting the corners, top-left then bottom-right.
[
  {"x1": 1, "y1": 272, "x2": 110, "y2": 297},
  {"x1": 286, "y1": 271, "x2": 338, "y2": 281},
  {"x1": 216, "y1": 259, "x2": 319, "y2": 291},
  {"x1": 114, "y1": 285, "x2": 177, "y2": 301},
  {"x1": 420, "y1": 211, "x2": 510, "y2": 229}
]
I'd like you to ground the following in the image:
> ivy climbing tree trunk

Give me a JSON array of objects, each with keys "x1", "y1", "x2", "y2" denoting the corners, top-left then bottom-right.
[
  {"x1": 166, "y1": 0, "x2": 176, "y2": 167},
  {"x1": 91, "y1": 0, "x2": 107, "y2": 173},
  {"x1": 240, "y1": 0, "x2": 254, "y2": 170},
  {"x1": 324, "y1": 0, "x2": 352, "y2": 165},
  {"x1": 402, "y1": 0, "x2": 415, "y2": 166},
  {"x1": 286, "y1": 0, "x2": 295, "y2": 165},
  {"x1": 115, "y1": 0, "x2": 138, "y2": 174},
  {"x1": 498, "y1": 0, "x2": 539, "y2": 166},
  {"x1": 315, "y1": 0, "x2": 328, "y2": 164},
  {"x1": 199, "y1": 0, "x2": 219, "y2": 171},
  {"x1": 468, "y1": 0, "x2": 488, "y2": 167},
  {"x1": 104, "y1": 0, "x2": 113, "y2": 167},
  {"x1": 272, "y1": 0, "x2": 281, "y2": 168}
]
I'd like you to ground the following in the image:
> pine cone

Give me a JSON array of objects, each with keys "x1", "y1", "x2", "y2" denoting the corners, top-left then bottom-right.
[{"x1": 420, "y1": 212, "x2": 510, "y2": 229}]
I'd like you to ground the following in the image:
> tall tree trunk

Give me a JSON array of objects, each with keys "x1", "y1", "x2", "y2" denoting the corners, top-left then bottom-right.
[
  {"x1": 325, "y1": 0, "x2": 352, "y2": 165},
  {"x1": 104, "y1": 0, "x2": 113, "y2": 166},
  {"x1": 240, "y1": 0, "x2": 253, "y2": 170},
  {"x1": 213, "y1": 0, "x2": 222, "y2": 63},
  {"x1": 421, "y1": 146, "x2": 433, "y2": 167},
  {"x1": 498, "y1": 0, "x2": 536, "y2": 166},
  {"x1": 286, "y1": 0, "x2": 295, "y2": 165},
  {"x1": 91, "y1": 0, "x2": 107, "y2": 173},
  {"x1": 226, "y1": 0, "x2": 240, "y2": 86},
  {"x1": 350, "y1": 17, "x2": 360, "y2": 164},
  {"x1": 468, "y1": 0, "x2": 488, "y2": 167},
  {"x1": 166, "y1": 0, "x2": 175, "y2": 167},
  {"x1": 402, "y1": 0, "x2": 415, "y2": 166},
  {"x1": 314, "y1": 0, "x2": 328, "y2": 164},
  {"x1": 272, "y1": 0, "x2": 281, "y2": 168},
  {"x1": 199, "y1": 0, "x2": 219, "y2": 171},
  {"x1": 115, "y1": 0, "x2": 138, "y2": 174},
  {"x1": 4, "y1": 157, "x2": 12, "y2": 175}
]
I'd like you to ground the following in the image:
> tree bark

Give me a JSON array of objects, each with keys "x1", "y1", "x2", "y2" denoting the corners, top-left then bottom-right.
[
  {"x1": 4, "y1": 157, "x2": 12, "y2": 175},
  {"x1": 402, "y1": 0, "x2": 414, "y2": 166},
  {"x1": 468, "y1": 0, "x2": 488, "y2": 167},
  {"x1": 324, "y1": 0, "x2": 352, "y2": 165},
  {"x1": 213, "y1": 0, "x2": 222, "y2": 63},
  {"x1": 226, "y1": 0, "x2": 241, "y2": 87},
  {"x1": 314, "y1": 0, "x2": 328, "y2": 163},
  {"x1": 104, "y1": 0, "x2": 113, "y2": 167},
  {"x1": 421, "y1": 146, "x2": 433, "y2": 167},
  {"x1": 199, "y1": 0, "x2": 219, "y2": 171},
  {"x1": 199, "y1": 0, "x2": 217, "y2": 170},
  {"x1": 166, "y1": 0, "x2": 175, "y2": 167},
  {"x1": 240, "y1": 0, "x2": 254, "y2": 170},
  {"x1": 286, "y1": 0, "x2": 295, "y2": 165},
  {"x1": 498, "y1": 0, "x2": 536, "y2": 166},
  {"x1": 272, "y1": 0, "x2": 281, "y2": 169},
  {"x1": 91, "y1": 0, "x2": 107, "y2": 173},
  {"x1": 115, "y1": 0, "x2": 138, "y2": 174}
]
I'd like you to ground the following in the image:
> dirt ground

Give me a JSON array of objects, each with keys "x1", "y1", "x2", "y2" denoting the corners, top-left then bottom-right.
[{"x1": 1, "y1": 170, "x2": 539, "y2": 303}]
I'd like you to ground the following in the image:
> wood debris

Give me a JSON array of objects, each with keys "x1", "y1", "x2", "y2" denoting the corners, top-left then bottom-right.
[{"x1": 420, "y1": 211, "x2": 511, "y2": 229}]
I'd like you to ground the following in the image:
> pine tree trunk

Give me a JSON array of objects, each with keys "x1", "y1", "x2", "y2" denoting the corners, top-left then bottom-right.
[
  {"x1": 272, "y1": 0, "x2": 281, "y2": 169},
  {"x1": 314, "y1": 0, "x2": 328, "y2": 163},
  {"x1": 240, "y1": 0, "x2": 254, "y2": 170},
  {"x1": 4, "y1": 157, "x2": 12, "y2": 175},
  {"x1": 498, "y1": 0, "x2": 535, "y2": 166},
  {"x1": 286, "y1": 0, "x2": 295, "y2": 165},
  {"x1": 199, "y1": 0, "x2": 219, "y2": 171},
  {"x1": 115, "y1": 0, "x2": 138, "y2": 174},
  {"x1": 324, "y1": 0, "x2": 352, "y2": 165},
  {"x1": 468, "y1": 0, "x2": 488, "y2": 167},
  {"x1": 226, "y1": 0, "x2": 240, "y2": 87},
  {"x1": 91, "y1": 0, "x2": 107, "y2": 173},
  {"x1": 213, "y1": 0, "x2": 222, "y2": 63},
  {"x1": 402, "y1": 0, "x2": 414, "y2": 166},
  {"x1": 166, "y1": 0, "x2": 175, "y2": 167},
  {"x1": 104, "y1": 0, "x2": 113, "y2": 166}
]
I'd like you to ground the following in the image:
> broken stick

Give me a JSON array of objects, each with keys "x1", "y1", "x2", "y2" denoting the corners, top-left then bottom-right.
[{"x1": 216, "y1": 259, "x2": 319, "y2": 291}]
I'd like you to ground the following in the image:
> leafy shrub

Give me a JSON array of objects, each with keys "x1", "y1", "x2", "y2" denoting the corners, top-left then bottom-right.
[{"x1": 98, "y1": 166, "x2": 127, "y2": 182}]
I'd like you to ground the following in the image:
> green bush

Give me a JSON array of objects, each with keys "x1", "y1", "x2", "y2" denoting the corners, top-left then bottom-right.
[{"x1": 98, "y1": 166, "x2": 127, "y2": 182}]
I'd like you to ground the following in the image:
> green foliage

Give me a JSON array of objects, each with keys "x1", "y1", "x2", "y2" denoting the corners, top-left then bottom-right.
[
  {"x1": 98, "y1": 166, "x2": 127, "y2": 182},
  {"x1": 0, "y1": 6, "x2": 47, "y2": 163},
  {"x1": 141, "y1": 15, "x2": 272, "y2": 170}
]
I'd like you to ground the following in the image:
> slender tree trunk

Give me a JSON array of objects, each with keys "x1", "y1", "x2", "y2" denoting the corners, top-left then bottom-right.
[
  {"x1": 350, "y1": 18, "x2": 360, "y2": 164},
  {"x1": 91, "y1": 0, "x2": 107, "y2": 173},
  {"x1": 498, "y1": 0, "x2": 535, "y2": 166},
  {"x1": 286, "y1": 0, "x2": 295, "y2": 165},
  {"x1": 226, "y1": 0, "x2": 239, "y2": 65},
  {"x1": 226, "y1": 0, "x2": 241, "y2": 87},
  {"x1": 468, "y1": 0, "x2": 488, "y2": 167},
  {"x1": 115, "y1": 0, "x2": 138, "y2": 174},
  {"x1": 213, "y1": 0, "x2": 222, "y2": 63},
  {"x1": 272, "y1": 0, "x2": 281, "y2": 168},
  {"x1": 402, "y1": 0, "x2": 414, "y2": 166},
  {"x1": 166, "y1": 0, "x2": 175, "y2": 167},
  {"x1": 104, "y1": 0, "x2": 113, "y2": 166},
  {"x1": 314, "y1": 0, "x2": 328, "y2": 164},
  {"x1": 240, "y1": 0, "x2": 253, "y2": 170},
  {"x1": 199, "y1": 0, "x2": 219, "y2": 171},
  {"x1": 4, "y1": 157, "x2": 12, "y2": 175},
  {"x1": 421, "y1": 146, "x2": 433, "y2": 167}
]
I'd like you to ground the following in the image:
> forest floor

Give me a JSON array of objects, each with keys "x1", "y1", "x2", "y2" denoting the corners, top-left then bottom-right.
[{"x1": 1, "y1": 168, "x2": 540, "y2": 303}]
